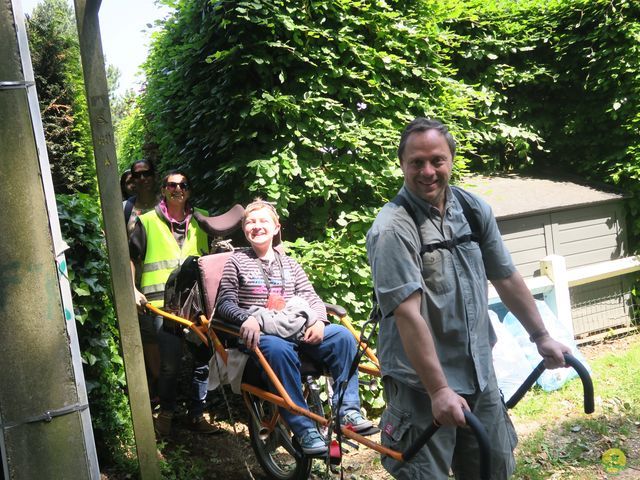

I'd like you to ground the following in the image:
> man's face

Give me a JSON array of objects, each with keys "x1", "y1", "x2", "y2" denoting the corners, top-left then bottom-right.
[{"x1": 400, "y1": 129, "x2": 453, "y2": 212}]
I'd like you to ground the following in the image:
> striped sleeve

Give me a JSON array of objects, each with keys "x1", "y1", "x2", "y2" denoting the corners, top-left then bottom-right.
[
  {"x1": 216, "y1": 249, "x2": 327, "y2": 326},
  {"x1": 216, "y1": 255, "x2": 252, "y2": 325}
]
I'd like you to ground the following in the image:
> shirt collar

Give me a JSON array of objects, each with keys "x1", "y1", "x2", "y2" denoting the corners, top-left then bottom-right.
[{"x1": 400, "y1": 183, "x2": 454, "y2": 218}]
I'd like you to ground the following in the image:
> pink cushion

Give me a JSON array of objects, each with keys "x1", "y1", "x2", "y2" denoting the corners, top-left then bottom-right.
[{"x1": 198, "y1": 252, "x2": 233, "y2": 318}]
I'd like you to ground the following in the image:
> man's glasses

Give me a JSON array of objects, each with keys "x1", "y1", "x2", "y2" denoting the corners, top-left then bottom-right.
[
  {"x1": 132, "y1": 170, "x2": 154, "y2": 179},
  {"x1": 164, "y1": 181, "x2": 189, "y2": 191}
]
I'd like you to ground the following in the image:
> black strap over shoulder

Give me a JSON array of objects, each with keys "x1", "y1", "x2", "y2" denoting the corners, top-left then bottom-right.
[
  {"x1": 451, "y1": 186, "x2": 481, "y2": 244},
  {"x1": 390, "y1": 186, "x2": 481, "y2": 255},
  {"x1": 124, "y1": 196, "x2": 136, "y2": 225}
]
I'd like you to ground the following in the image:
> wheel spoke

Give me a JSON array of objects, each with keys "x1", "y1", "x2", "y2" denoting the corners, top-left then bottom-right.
[{"x1": 273, "y1": 423, "x2": 298, "y2": 457}]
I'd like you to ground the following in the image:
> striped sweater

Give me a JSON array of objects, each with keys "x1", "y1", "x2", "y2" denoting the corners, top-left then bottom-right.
[{"x1": 216, "y1": 248, "x2": 327, "y2": 327}]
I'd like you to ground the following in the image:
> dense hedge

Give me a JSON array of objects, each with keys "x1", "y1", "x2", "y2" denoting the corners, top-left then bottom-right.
[
  {"x1": 141, "y1": 0, "x2": 515, "y2": 323},
  {"x1": 56, "y1": 195, "x2": 136, "y2": 470},
  {"x1": 449, "y1": 0, "x2": 640, "y2": 242}
]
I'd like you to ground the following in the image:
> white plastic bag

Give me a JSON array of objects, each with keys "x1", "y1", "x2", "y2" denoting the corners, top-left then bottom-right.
[
  {"x1": 502, "y1": 300, "x2": 591, "y2": 392},
  {"x1": 490, "y1": 310, "x2": 534, "y2": 401},
  {"x1": 207, "y1": 349, "x2": 249, "y2": 394}
]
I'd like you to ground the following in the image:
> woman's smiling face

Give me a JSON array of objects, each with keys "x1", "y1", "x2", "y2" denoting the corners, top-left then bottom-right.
[
  {"x1": 162, "y1": 173, "x2": 190, "y2": 208},
  {"x1": 243, "y1": 206, "x2": 280, "y2": 250}
]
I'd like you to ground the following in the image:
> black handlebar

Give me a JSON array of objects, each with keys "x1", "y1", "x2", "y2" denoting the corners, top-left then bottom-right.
[
  {"x1": 401, "y1": 353, "x2": 593, "y2": 480},
  {"x1": 402, "y1": 410, "x2": 491, "y2": 480},
  {"x1": 505, "y1": 353, "x2": 594, "y2": 414}
]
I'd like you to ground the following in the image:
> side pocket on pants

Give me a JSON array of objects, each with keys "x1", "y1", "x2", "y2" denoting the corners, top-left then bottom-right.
[{"x1": 380, "y1": 403, "x2": 412, "y2": 447}]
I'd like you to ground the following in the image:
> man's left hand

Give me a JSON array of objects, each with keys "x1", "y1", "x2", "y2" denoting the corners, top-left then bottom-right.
[
  {"x1": 535, "y1": 335, "x2": 571, "y2": 369},
  {"x1": 303, "y1": 321, "x2": 325, "y2": 344}
]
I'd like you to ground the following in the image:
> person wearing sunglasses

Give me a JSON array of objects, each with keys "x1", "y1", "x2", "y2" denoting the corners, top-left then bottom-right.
[
  {"x1": 123, "y1": 159, "x2": 162, "y2": 408},
  {"x1": 124, "y1": 159, "x2": 159, "y2": 236},
  {"x1": 129, "y1": 170, "x2": 221, "y2": 436},
  {"x1": 216, "y1": 200, "x2": 374, "y2": 456}
]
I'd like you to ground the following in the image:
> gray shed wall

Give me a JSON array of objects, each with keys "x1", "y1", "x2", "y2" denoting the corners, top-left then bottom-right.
[
  {"x1": 498, "y1": 201, "x2": 627, "y2": 278},
  {"x1": 496, "y1": 200, "x2": 632, "y2": 337}
]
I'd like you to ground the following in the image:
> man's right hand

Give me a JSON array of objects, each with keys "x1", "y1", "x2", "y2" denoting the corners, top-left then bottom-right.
[
  {"x1": 430, "y1": 386, "x2": 469, "y2": 428},
  {"x1": 134, "y1": 289, "x2": 148, "y2": 312},
  {"x1": 240, "y1": 316, "x2": 261, "y2": 350}
]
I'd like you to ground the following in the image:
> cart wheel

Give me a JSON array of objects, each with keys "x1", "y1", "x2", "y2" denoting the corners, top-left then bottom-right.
[
  {"x1": 248, "y1": 394, "x2": 312, "y2": 480},
  {"x1": 304, "y1": 376, "x2": 329, "y2": 435}
]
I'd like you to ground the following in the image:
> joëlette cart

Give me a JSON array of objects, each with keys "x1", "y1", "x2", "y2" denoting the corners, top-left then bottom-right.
[{"x1": 146, "y1": 207, "x2": 594, "y2": 480}]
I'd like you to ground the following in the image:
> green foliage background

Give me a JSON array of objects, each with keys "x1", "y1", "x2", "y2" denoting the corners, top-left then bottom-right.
[
  {"x1": 448, "y1": 0, "x2": 640, "y2": 238},
  {"x1": 27, "y1": 0, "x2": 96, "y2": 194},
  {"x1": 56, "y1": 195, "x2": 136, "y2": 469},
  {"x1": 140, "y1": 0, "x2": 508, "y2": 322}
]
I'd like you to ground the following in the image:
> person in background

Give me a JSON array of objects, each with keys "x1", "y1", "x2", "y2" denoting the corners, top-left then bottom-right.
[
  {"x1": 123, "y1": 159, "x2": 161, "y2": 406},
  {"x1": 124, "y1": 159, "x2": 158, "y2": 236},
  {"x1": 216, "y1": 200, "x2": 373, "y2": 456},
  {"x1": 366, "y1": 117, "x2": 570, "y2": 479},
  {"x1": 129, "y1": 170, "x2": 220, "y2": 436},
  {"x1": 120, "y1": 169, "x2": 136, "y2": 200}
]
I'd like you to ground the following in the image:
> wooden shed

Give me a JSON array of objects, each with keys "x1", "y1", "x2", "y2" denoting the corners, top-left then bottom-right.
[{"x1": 465, "y1": 174, "x2": 634, "y2": 338}]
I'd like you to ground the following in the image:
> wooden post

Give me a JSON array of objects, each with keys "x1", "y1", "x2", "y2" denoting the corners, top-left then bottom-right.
[
  {"x1": 0, "y1": 1, "x2": 98, "y2": 477},
  {"x1": 72, "y1": 0, "x2": 161, "y2": 477},
  {"x1": 540, "y1": 254, "x2": 574, "y2": 332}
]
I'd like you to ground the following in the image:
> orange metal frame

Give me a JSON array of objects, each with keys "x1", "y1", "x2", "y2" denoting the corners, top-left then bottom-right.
[{"x1": 147, "y1": 303, "x2": 404, "y2": 462}]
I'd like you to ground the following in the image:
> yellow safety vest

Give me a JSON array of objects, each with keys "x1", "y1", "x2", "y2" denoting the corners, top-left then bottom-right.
[{"x1": 139, "y1": 208, "x2": 209, "y2": 307}]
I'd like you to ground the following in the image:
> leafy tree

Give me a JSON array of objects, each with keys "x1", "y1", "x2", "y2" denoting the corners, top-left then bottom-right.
[
  {"x1": 113, "y1": 90, "x2": 147, "y2": 170},
  {"x1": 142, "y1": 0, "x2": 507, "y2": 312},
  {"x1": 27, "y1": 0, "x2": 95, "y2": 194},
  {"x1": 106, "y1": 63, "x2": 121, "y2": 106},
  {"x1": 108, "y1": 66, "x2": 148, "y2": 171}
]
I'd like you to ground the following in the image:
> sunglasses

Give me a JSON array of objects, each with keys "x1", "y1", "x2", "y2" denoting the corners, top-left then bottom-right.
[
  {"x1": 164, "y1": 181, "x2": 189, "y2": 191},
  {"x1": 131, "y1": 170, "x2": 154, "y2": 179}
]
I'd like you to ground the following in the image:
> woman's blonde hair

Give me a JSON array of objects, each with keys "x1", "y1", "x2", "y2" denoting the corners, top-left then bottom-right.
[{"x1": 243, "y1": 198, "x2": 280, "y2": 226}]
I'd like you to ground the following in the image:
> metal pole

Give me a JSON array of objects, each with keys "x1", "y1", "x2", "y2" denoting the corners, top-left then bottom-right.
[
  {"x1": 72, "y1": 0, "x2": 161, "y2": 477},
  {"x1": 0, "y1": 0, "x2": 99, "y2": 477}
]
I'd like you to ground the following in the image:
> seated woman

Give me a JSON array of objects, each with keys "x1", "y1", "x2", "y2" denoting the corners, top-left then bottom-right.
[{"x1": 216, "y1": 199, "x2": 372, "y2": 455}]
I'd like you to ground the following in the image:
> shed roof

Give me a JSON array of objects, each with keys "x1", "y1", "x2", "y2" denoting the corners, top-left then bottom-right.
[{"x1": 461, "y1": 174, "x2": 625, "y2": 220}]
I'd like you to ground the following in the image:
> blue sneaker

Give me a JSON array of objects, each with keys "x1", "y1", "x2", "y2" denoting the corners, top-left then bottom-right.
[
  {"x1": 298, "y1": 428, "x2": 327, "y2": 455},
  {"x1": 341, "y1": 410, "x2": 373, "y2": 433}
]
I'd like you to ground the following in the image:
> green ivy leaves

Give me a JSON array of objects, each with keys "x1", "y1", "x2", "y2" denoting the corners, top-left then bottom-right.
[{"x1": 57, "y1": 194, "x2": 136, "y2": 470}]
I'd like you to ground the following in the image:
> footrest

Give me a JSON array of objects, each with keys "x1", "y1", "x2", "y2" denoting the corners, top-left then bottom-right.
[
  {"x1": 352, "y1": 425, "x2": 380, "y2": 437},
  {"x1": 329, "y1": 440, "x2": 341, "y2": 464},
  {"x1": 305, "y1": 450, "x2": 329, "y2": 459}
]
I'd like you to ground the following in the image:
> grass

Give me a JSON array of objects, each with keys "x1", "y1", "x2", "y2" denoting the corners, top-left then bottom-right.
[{"x1": 510, "y1": 335, "x2": 640, "y2": 479}]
